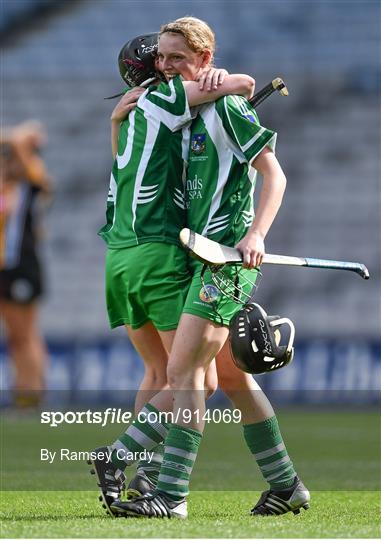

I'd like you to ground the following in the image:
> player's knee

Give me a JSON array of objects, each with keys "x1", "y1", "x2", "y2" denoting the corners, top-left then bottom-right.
[
  {"x1": 166, "y1": 363, "x2": 182, "y2": 389},
  {"x1": 143, "y1": 365, "x2": 168, "y2": 388},
  {"x1": 7, "y1": 331, "x2": 31, "y2": 351},
  {"x1": 166, "y1": 360, "x2": 196, "y2": 389}
]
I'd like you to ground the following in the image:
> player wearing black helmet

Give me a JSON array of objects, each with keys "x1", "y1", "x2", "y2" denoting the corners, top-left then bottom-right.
[
  {"x1": 92, "y1": 18, "x2": 310, "y2": 521},
  {"x1": 105, "y1": 33, "x2": 162, "y2": 100},
  {"x1": 92, "y1": 28, "x2": 256, "y2": 517},
  {"x1": 118, "y1": 33, "x2": 161, "y2": 88},
  {"x1": 107, "y1": 17, "x2": 310, "y2": 520}
]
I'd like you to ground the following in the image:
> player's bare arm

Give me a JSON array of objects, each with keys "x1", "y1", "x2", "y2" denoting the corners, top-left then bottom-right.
[
  {"x1": 110, "y1": 87, "x2": 145, "y2": 157},
  {"x1": 236, "y1": 147, "x2": 286, "y2": 269},
  {"x1": 10, "y1": 125, "x2": 52, "y2": 194},
  {"x1": 183, "y1": 73, "x2": 255, "y2": 106}
]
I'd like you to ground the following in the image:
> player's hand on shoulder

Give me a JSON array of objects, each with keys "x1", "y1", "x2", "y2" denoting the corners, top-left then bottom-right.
[
  {"x1": 110, "y1": 87, "x2": 145, "y2": 122},
  {"x1": 236, "y1": 231, "x2": 265, "y2": 269},
  {"x1": 196, "y1": 68, "x2": 229, "y2": 92}
]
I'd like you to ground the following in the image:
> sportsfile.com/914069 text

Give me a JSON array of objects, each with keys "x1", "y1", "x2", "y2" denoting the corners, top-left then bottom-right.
[{"x1": 40, "y1": 408, "x2": 242, "y2": 428}]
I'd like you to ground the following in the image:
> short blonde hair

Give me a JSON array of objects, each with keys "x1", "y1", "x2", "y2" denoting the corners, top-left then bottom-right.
[{"x1": 160, "y1": 16, "x2": 216, "y2": 63}]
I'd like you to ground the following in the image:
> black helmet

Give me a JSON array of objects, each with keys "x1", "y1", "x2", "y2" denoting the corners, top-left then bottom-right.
[
  {"x1": 229, "y1": 303, "x2": 295, "y2": 374},
  {"x1": 118, "y1": 33, "x2": 159, "y2": 87}
]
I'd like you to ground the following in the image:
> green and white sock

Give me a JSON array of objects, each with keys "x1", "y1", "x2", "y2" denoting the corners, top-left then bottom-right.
[
  {"x1": 137, "y1": 443, "x2": 164, "y2": 486},
  {"x1": 156, "y1": 424, "x2": 202, "y2": 501},
  {"x1": 111, "y1": 403, "x2": 169, "y2": 470},
  {"x1": 243, "y1": 415, "x2": 296, "y2": 490}
]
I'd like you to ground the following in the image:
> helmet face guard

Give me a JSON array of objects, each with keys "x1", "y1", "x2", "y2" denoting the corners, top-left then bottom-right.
[
  {"x1": 229, "y1": 303, "x2": 295, "y2": 374},
  {"x1": 200, "y1": 264, "x2": 261, "y2": 306},
  {"x1": 118, "y1": 33, "x2": 160, "y2": 87}
]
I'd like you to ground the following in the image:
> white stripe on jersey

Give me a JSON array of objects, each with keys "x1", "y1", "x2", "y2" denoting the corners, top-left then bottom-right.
[
  {"x1": 206, "y1": 223, "x2": 230, "y2": 235},
  {"x1": 137, "y1": 195, "x2": 157, "y2": 204},
  {"x1": 107, "y1": 172, "x2": 117, "y2": 202},
  {"x1": 105, "y1": 172, "x2": 118, "y2": 233},
  {"x1": 149, "y1": 78, "x2": 178, "y2": 103},
  {"x1": 224, "y1": 96, "x2": 266, "y2": 161},
  {"x1": 210, "y1": 213, "x2": 230, "y2": 223},
  {"x1": 181, "y1": 125, "x2": 190, "y2": 178},
  {"x1": 117, "y1": 110, "x2": 136, "y2": 169},
  {"x1": 241, "y1": 127, "x2": 266, "y2": 153},
  {"x1": 131, "y1": 111, "x2": 160, "y2": 238},
  {"x1": 242, "y1": 209, "x2": 254, "y2": 227},
  {"x1": 139, "y1": 184, "x2": 159, "y2": 191},
  {"x1": 4, "y1": 182, "x2": 30, "y2": 268},
  {"x1": 137, "y1": 184, "x2": 159, "y2": 204},
  {"x1": 234, "y1": 95, "x2": 247, "y2": 116},
  {"x1": 224, "y1": 96, "x2": 277, "y2": 166},
  {"x1": 206, "y1": 214, "x2": 230, "y2": 234},
  {"x1": 138, "y1": 79, "x2": 191, "y2": 132},
  {"x1": 199, "y1": 106, "x2": 236, "y2": 237},
  {"x1": 173, "y1": 187, "x2": 186, "y2": 210},
  {"x1": 176, "y1": 124, "x2": 190, "y2": 209}
]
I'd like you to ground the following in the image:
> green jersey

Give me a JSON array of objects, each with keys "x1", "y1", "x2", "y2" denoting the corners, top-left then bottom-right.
[
  {"x1": 99, "y1": 76, "x2": 191, "y2": 248},
  {"x1": 186, "y1": 95, "x2": 276, "y2": 247}
]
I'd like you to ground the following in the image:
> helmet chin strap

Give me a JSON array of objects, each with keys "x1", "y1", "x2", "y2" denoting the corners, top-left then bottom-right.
[
  {"x1": 104, "y1": 75, "x2": 166, "y2": 100},
  {"x1": 269, "y1": 318, "x2": 295, "y2": 354},
  {"x1": 138, "y1": 76, "x2": 159, "y2": 87}
]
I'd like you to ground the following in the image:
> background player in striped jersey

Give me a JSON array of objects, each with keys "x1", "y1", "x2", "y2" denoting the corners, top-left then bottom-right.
[
  {"x1": 0, "y1": 121, "x2": 52, "y2": 409},
  {"x1": 110, "y1": 17, "x2": 309, "y2": 519},
  {"x1": 92, "y1": 31, "x2": 256, "y2": 514}
]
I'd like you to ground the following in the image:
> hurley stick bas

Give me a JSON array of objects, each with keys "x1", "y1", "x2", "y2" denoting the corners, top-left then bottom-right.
[{"x1": 179, "y1": 228, "x2": 370, "y2": 280}]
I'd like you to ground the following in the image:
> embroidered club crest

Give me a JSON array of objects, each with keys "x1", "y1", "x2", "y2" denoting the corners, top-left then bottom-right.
[{"x1": 191, "y1": 133, "x2": 206, "y2": 154}]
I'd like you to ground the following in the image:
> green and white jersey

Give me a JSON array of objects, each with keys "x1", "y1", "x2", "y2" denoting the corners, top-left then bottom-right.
[
  {"x1": 98, "y1": 76, "x2": 191, "y2": 248},
  {"x1": 186, "y1": 95, "x2": 276, "y2": 247}
]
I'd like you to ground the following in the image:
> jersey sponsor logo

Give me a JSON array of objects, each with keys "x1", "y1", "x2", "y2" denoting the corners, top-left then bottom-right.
[
  {"x1": 191, "y1": 133, "x2": 206, "y2": 154},
  {"x1": 186, "y1": 174, "x2": 203, "y2": 202},
  {"x1": 199, "y1": 284, "x2": 220, "y2": 303}
]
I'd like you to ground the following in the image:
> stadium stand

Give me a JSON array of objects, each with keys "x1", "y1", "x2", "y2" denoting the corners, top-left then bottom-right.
[{"x1": 2, "y1": 0, "x2": 380, "y2": 342}]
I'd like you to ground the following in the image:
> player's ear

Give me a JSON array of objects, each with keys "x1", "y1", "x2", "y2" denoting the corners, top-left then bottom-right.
[{"x1": 200, "y1": 50, "x2": 212, "y2": 68}]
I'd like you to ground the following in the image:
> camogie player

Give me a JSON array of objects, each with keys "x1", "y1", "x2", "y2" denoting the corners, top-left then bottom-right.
[
  {"x1": 109, "y1": 17, "x2": 310, "y2": 519},
  {"x1": 0, "y1": 121, "x2": 51, "y2": 409},
  {"x1": 93, "y1": 30, "x2": 255, "y2": 515}
]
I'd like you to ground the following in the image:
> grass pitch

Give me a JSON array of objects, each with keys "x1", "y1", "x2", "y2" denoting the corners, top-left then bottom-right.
[
  {"x1": 1, "y1": 409, "x2": 380, "y2": 537},
  {"x1": 1, "y1": 490, "x2": 380, "y2": 538}
]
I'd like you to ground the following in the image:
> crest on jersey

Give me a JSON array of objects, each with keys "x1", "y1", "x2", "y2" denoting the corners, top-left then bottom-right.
[
  {"x1": 199, "y1": 284, "x2": 220, "y2": 303},
  {"x1": 244, "y1": 114, "x2": 256, "y2": 123},
  {"x1": 191, "y1": 133, "x2": 206, "y2": 154}
]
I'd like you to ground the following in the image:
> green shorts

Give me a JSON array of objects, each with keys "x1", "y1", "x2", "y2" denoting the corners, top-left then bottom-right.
[
  {"x1": 182, "y1": 263, "x2": 259, "y2": 327},
  {"x1": 106, "y1": 243, "x2": 191, "y2": 330}
]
